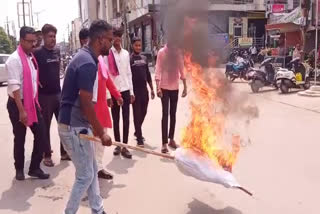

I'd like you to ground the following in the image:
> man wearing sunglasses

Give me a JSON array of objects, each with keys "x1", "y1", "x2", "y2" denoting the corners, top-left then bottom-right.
[{"x1": 5, "y1": 26, "x2": 50, "y2": 181}]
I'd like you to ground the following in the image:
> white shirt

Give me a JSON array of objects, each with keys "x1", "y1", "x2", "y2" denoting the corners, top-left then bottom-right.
[
  {"x1": 6, "y1": 50, "x2": 38, "y2": 99},
  {"x1": 250, "y1": 46, "x2": 257, "y2": 55},
  {"x1": 106, "y1": 46, "x2": 133, "y2": 95},
  {"x1": 92, "y1": 72, "x2": 99, "y2": 103}
]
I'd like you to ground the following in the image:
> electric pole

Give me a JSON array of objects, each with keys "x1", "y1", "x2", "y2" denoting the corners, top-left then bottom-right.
[
  {"x1": 122, "y1": 0, "x2": 130, "y2": 50},
  {"x1": 6, "y1": 16, "x2": 10, "y2": 36},
  {"x1": 30, "y1": 0, "x2": 34, "y2": 26},
  {"x1": 22, "y1": 0, "x2": 26, "y2": 26}
]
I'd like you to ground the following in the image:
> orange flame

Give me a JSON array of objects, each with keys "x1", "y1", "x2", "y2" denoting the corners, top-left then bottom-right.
[{"x1": 181, "y1": 52, "x2": 240, "y2": 172}]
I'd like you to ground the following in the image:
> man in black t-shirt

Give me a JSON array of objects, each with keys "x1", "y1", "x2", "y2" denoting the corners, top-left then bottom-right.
[
  {"x1": 130, "y1": 37, "x2": 155, "y2": 147},
  {"x1": 34, "y1": 24, "x2": 70, "y2": 167}
]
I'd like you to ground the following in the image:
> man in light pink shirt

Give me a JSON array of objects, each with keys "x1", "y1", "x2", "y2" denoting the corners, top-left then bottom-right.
[{"x1": 155, "y1": 43, "x2": 187, "y2": 154}]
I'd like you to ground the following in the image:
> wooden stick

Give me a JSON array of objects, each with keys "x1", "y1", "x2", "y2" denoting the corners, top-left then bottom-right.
[
  {"x1": 80, "y1": 134, "x2": 175, "y2": 160},
  {"x1": 236, "y1": 186, "x2": 253, "y2": 196}
]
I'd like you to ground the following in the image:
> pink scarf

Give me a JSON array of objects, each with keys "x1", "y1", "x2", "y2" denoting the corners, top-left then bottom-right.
[
  {"x1": 17, "y1": 45, "x2": 39, "y2": 127},
  {"x1": 107, "y1": 50, "x2": 119, "y2": 76},
  {"x1": 98, "y1": 55, "x2": 109, "y2": 80}
]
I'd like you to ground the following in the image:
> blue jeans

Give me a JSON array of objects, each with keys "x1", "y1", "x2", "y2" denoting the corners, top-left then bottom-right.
[{"x1": 58, "y1": 124, "x2": 104, "y2": 214}]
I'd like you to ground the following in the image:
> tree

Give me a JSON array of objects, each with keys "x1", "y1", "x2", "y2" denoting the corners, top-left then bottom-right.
[{"x1": 0, "y1": 27, "x2": 13, "y2": 54}]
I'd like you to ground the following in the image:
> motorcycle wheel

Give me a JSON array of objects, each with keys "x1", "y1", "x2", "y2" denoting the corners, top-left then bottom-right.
[
  {"x1": 226, "y1": 72, "x2": 236, "y2": 82},
  {"x1": 280, "y1": 81, "x2": 289, "y2": 94},
  {"x1": 303, "y1": 78, "x2": 311, "y2": 90},
  {"x1": 251, "y1": 80, "x2": 260, "y2": 93}
]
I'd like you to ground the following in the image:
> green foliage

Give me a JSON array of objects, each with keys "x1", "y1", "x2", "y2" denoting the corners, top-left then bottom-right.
[{"x1": 0, "y1": 27, "x2": 14, "y2": 54}]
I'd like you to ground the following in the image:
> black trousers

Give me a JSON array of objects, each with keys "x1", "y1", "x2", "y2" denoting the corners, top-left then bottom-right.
[
  {"x1": 39, "y1": 93, "x2": 67, "y2": 157},
  {"x1": 111, "y1": 90, "x2": 131, "y2": 144},
  {"x1": 7, "y1": 97, "x2": 47, "y2": 171},
  {"x1": 161, "y1": 89, "x2": 179, "y2": 145},
  {"x1": 132, "y1": 88, "x2": 149, "y2": 140}
]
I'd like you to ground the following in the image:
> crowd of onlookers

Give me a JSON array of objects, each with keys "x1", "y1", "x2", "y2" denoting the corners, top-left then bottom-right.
[{"x1": 5, "y1": 19, "x2": 187, "y2": 214}]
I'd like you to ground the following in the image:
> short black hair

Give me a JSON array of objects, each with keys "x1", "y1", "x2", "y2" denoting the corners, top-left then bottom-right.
[
  {"x1": 89, "y1": 20, "x2": 113, "y2": 41},
  {"x1": 79, "y1": 28, "x2": 89, "y2": 40},
  {"x1": 20, "y1": 26, "x2": 35, "y2": 39},
  {"x1": 113, "y1": 27, "x2": 124, "y2": 38},
  {"x1": 42, "y1": 24, "x2": 57, "y2": 35},
  {"x1": 131, "y1": 36, "x2": 141, "y2": 44}
]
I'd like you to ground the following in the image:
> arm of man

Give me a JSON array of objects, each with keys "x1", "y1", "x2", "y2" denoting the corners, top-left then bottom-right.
[
  {"x1": 155, "y1": 49, "x2": 163, "y2": 97},
  {"x1": 126, "y1": 52, "x2": 135, "y2": 103},
  {"x1": 179, "y1": 55, "x2": 187, "y2": 98},
  {"x1": 6, "y1": 56, "x2": 28, "y2": 125},
  {"x1": 145, "y1": 59, "x2": 155, "y2": 99},
  {"x1": 77, "y1": 64, "x2": 111, "y2": 145},
  {"x1": 106, "y1": 77, "x2": 122, "y2": 105}
]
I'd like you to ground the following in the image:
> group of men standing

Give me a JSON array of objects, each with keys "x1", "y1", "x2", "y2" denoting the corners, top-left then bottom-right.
[{"x1": 5, "y1": 19, "x2": 187, "y2": 214}]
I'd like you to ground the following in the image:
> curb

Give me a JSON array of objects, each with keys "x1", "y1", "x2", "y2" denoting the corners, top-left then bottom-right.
[{"x1": 298, "y1": 86, "x2": 320, "y2": 97}]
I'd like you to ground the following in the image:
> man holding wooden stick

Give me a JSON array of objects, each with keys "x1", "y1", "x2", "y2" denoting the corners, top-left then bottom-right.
[{"x1": 58, "y1": 20, "x2": 113, "y2": 214}]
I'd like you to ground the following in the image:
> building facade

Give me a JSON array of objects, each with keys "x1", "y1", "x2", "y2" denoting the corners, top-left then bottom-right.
[{"x1": 70, "y1": 17, "x2": 82, "y2": 53}]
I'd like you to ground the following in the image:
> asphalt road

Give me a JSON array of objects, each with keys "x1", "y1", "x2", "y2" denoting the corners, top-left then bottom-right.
[{"x1": 0, "y1": 77, "x2": 319, "y2": 214}]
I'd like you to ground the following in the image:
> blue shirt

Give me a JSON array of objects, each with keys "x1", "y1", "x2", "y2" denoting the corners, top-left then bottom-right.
[{"x1": 58, "y1": 47, "x2": 98, "y2": 127}]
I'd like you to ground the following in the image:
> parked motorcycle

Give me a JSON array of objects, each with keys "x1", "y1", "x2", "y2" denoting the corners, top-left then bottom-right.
[
  {"x1": 225, "y1": 56, "x2": 253, "y2": 82},
  {"x1": 275, "y1": 57, "x2": 311, "y2": 94},
  {"x1": 247, "y1": 57, "x2": 278, "y2": 93}
]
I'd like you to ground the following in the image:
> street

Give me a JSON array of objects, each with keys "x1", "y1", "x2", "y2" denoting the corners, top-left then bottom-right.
[{"x1": 0, "y1": 76, "x2": 320, "y2": 214}]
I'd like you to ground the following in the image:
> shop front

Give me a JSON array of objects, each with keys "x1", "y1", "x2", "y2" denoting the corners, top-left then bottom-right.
[{"x1": 264, "y1": 6, "x2": 304, "y2": 66}]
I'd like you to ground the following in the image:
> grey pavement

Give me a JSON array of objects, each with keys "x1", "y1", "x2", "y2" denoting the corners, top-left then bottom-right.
[{"x1": 0, "y1": 76, "x2": 320, "y2": 214}]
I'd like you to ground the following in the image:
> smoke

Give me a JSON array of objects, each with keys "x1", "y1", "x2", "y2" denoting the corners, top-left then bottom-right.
[
  {"x1": 161, "y1": 0, "x2": 259, "y2": 146},
  {"x1": 160, "y1": 0, "x2": 210, "y2": 66}
]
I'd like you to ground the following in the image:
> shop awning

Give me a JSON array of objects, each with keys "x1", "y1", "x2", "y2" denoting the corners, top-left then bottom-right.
[
  {"x1": 265, "y1": 7, "x2": 303, "y2": 33},
  {"x1": 266, "y1": 22, "x2": 300, "y2": 33}
]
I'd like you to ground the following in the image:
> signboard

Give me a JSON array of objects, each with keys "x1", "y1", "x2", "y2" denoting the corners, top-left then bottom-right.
[
  {"x1": 279, "y1": 7, "x2": 301, "y2": 24},
  {"x1": 272, "y1": 4, "x2": 286, "y2": 13},
  {"x1": 238, "y1": 37, "x2": 253, "y2": 47}
]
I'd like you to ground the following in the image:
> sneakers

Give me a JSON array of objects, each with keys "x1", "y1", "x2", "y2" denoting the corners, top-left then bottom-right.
[
  {"x1": 114, "y1": 146, "x2": 132, "y2": 159},
  {"x1": 121, "y1": 148, "x2": 132, "y2": 159},
  {"x1": 113, "y1": 146, "x2": 121, "y2": 156},
  {"x1": 137, "y1": 139, "x2": 144, "y2": 148},
  {"x1": 98, "y1": 169, "x2": 113, "y2": 180},
  {"x1": 134, "y1": 133, "x2": 145, "y2": 142},
  {"x1": 28, "y1": 169, "x2": 50, "y2": 180},
  {"x1": 16, "y1": 170, "x2": 25, "y2": 181}
]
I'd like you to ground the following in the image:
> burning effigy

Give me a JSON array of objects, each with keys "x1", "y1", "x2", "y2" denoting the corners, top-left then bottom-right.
[
  {"x1": 83, "y1": 0, "x2": 257, "y2": 197},
  {"x1": 160, "y1": 0, "x2": 257, "y2": 195}
]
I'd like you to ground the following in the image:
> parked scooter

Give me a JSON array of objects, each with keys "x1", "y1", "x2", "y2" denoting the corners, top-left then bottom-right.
[
  {"x1": 247, "y1": 57, "x2": 278, "y2": 93},
  {"x1": 275, "y1": 57, "x2": 311, "y2": 94}
]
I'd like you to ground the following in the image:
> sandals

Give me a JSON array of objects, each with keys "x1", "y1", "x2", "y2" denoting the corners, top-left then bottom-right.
[{"x1": 161, "y1": 145, "x2": 169, "y2": 154}]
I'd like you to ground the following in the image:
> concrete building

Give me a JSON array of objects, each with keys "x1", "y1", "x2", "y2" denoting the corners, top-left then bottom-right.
[
  {"x1": 70, "y1": 17, "x2": 82, "y2": 53},
  {"x1": 78, "y1": 0, "x2": 113, "y2": 27},
  {"x1": 126, "y1": 0, "x2": 161, "y2": 54},
  {"x1": 209, "y1": 0, "x2": 267, "y2": 48}
]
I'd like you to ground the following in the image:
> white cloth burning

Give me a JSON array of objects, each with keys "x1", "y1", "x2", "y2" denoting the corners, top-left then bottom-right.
[{"x1": 174, "y1": 148, "x2": 240, "y2": 188}]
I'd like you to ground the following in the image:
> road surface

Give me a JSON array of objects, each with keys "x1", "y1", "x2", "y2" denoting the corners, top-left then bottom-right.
[{"x1": 0, "y1": 77, "x2": 319, "y2": 214}]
